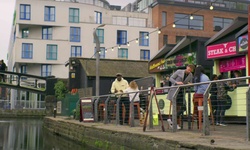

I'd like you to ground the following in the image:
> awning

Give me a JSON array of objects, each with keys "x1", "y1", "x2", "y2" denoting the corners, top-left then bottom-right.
[
  {"x1": 164, "y1": 36, "x2": 197, "y2": 58},
  {"x1": 79, "y1": 58, "x2": 151, "y2": 78},
  {"x1": 149, "y1": 44, "x2": 175, "y2": 62},
  {"x1": 235, "y1": 25, "x2": 248, "y2": 38},
  {"x1": 205, "y1": 17, "x2": 248, "y2": 46}
]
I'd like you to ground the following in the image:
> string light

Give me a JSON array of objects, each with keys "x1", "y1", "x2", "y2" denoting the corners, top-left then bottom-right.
[
  {"x1": 172, "y1": 23, "x2": 176, "y2": 28},
  {"x1": 103, "y1": 0, "x2": 218, "y2": 52},
  {"x1": 158, "y1": 29, "x2": 161, "y2": 34},
  {"x1": 190, "y1": 14, "x2": 193, "y2": 20}
]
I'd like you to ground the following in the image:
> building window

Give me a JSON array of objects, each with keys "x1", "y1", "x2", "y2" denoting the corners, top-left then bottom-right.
[
  {"x1": 174, "y1": 13, "x2": 204, "y2": 30},
  {"x1": 42, "y1": 27, "x2": 52, "y2": 40},
  {"x1": 163, "y1": 35, "x2": 168, "y2": 45},
  {"x1": 94, "y1": 47, "x2": 105, "y2": 58},
  {"x1": 213, "y1": 17, "x2": 233, "y2": 31},
  {"x1": 70, "y1": 27, "x2": 81, "y2": 42},
  {"x1": 128, "y1": 18, "x2": 146, "y2": 27},
  {"x1": 20, "y1": 65, "x2": 27, "y2": 74},
  {"x1": 46, "y1": 45, "x2": 57, "y2": 60},
  {"x1": 94, "y1": 11, "x2": 102, "y2": 24},
  {"x1": 112, "y1": 16, "x2": 127, "y2": 25},
  {"x1": 41, "y1": 65, "x2": 52, "y2": 77},
  {"x1": 44, "y1": 6, "x2": 55, "y2": 21},
  {"x1": 139, "y1": 32, "x2": 149, "y2": 46},
  {"x1": 118, "y1": 48, "x2": 128, "y2": 59},
  {"x1": 162, "y1": 12, "x2": 167, "y2": 27},
  {"x1": 71, "y1": 46, "x2": 82, "y2": 57},
  {"x1": 94, "y1": 29, "x2": 104, "y2": 44},
  {"x1": 117, "y1": 30, "x2": 127, "y2": 45},
  {"x1": 20, "y1": 4, "x2": 31, "y2": 20},
  {"x1": 140, "y1": 50, "x2": 150, "y2": 60},
  {"x1": 69, "y1": 8, "x2": 79, "y2": 23},
  {"x1": 176, "y1": 36, "x2": 185, "y2": 44},
  {"x1": 22, "y1": 29, "x2": 29, "y2": 38},
  {"x1": 22, "y1": 43, "x2": 33, "y2": 59}
]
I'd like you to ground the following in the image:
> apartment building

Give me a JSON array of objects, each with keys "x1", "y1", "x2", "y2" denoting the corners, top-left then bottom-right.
[{"x1": 8, "y1": 0, "x2": 158, "y2": 79}]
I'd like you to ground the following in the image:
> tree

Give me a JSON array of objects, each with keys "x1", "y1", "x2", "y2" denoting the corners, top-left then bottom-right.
[{"x1": 54, "y1": 80, "x2": 68, "y2": 100}]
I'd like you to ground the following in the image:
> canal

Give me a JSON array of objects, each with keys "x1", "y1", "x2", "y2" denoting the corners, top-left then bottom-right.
[{"x1": 0, "y1": 119, "x2": 98, "y2": 150}]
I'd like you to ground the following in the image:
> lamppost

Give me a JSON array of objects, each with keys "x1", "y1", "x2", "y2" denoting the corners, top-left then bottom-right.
[{"x1": 93, "y1": 24, "x2": 105, "y2": 96}]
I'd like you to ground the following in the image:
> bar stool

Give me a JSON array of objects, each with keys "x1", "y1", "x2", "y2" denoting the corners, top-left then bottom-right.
[
  {"x1": 129, "y1": 102, "x2": 141, "y2": 124},
  {"x1": 98, "y1": 103, "x2": 105, "y2": 120},
  {"x1": 112, "y1": 104, "x2": 125, "y2": 122},
  {"x1": 192, "y1": 94, "x2": 214, "y2": 130}
]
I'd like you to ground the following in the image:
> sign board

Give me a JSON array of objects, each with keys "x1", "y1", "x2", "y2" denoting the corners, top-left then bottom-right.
[
  {"x1": 206, "y1": 41, "x2": 236, "y2": 59},
  {"x1": 237, "y1": 34, "x2": 248, "y2": 53},
  {"x1": 219, "y1": 56, "x2": 246, "y2": 72},
  {"x1": 79, "y1": 98, "x2": 94, "y2": 122}
]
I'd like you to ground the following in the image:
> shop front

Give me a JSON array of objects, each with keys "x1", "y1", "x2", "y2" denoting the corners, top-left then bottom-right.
[
  {"x1": 149, "y1": 36, "x2": 213, "y2": 116},
  {"x1": 205, "y1": 17, "x2": 248, "y2": 118}
]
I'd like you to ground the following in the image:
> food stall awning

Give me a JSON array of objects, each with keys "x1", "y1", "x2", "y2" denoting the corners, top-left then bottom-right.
[
  {"x1": 149, "y1": 44, "x2": 175, "y2": 62},
  {"x1": 205, "y1": 17, "x2": 248, "y2": 46},
  {"x1": 164, "y1": 36, "x2": 197, "y2": 58},
  {"x1": 235, "y1": 25, "x2": 248, "y2": 38}
]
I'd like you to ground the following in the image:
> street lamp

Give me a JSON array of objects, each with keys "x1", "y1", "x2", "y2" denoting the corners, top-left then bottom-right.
[{"x1": 93, "y1": 24, "x2": 105, "y2": 96}]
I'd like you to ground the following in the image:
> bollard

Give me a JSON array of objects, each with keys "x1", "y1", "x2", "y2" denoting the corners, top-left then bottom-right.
[{"x1": 53, "y1": 107, "x2": 56, "y2": 118}]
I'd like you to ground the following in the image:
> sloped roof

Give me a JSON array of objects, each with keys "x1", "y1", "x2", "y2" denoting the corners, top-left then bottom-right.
[
  {"x1": 79, "y1": 58, "x2": 152, "y2": 78},
  {"x1": 205, "y1": 17, "x2": 248, "y2": 46},
  {"x1": 149, "y1": 44, "x2": 175, "y2": 62},
  {"x1": 235, "y1": 25, "x2": 248, "y2": 38}
]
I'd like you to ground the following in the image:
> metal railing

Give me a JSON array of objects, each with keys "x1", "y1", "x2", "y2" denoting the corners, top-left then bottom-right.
[{"x1": 87, "y1": 76, "x2": 250, "y2": 141}]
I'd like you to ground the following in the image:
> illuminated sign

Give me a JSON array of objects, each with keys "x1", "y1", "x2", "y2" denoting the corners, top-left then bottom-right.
[
  {"x1": 206, "y1": 41, "x2": 236, "y2": 59},
  {"x1": 238, "y1": 34, "x2": 248, "y2": 52}
]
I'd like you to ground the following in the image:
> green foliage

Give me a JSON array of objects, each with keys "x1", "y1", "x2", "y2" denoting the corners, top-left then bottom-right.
[{"x1": 54, "y1": 80, "x2": 68, "y2": 99}]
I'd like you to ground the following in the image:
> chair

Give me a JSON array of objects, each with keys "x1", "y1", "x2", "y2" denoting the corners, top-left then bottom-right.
[
  {"x1": 192, "y1": 94, "x2": 214, "y2": 130},
  {"x1": 98, "y1": 103, "x2": 105, "y2": 121}
]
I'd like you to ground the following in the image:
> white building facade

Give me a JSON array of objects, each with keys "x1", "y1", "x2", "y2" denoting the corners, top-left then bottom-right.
[{"x1": 8, "y1": 0, "x2": 158, "y2": 79}]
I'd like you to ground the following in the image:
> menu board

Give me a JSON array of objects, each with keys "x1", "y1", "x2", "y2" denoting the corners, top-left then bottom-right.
[{"x1": 80, "y1": 98, "x2": 94, "y2": 122}]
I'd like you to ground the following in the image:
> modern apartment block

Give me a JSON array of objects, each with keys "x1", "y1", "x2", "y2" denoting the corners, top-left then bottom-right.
[{"x1": 8, "y1": 0, "x2": 158, "y2": 79}]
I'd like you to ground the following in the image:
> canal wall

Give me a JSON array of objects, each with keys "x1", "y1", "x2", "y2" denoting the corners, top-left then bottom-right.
[
  {"x1": 0, "y1": 109, "x2": 46, "y2": 118},
  {"x1": 43, "y1": 117, "x2": 223, "y2": 150}
]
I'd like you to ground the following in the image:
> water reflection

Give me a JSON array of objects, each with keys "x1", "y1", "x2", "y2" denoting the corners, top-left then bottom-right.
[{"x1": 0, "y1": 119, "x2": 98, "y2": 150}]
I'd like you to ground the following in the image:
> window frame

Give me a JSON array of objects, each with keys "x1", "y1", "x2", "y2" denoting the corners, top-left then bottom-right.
[
  {"x1": 21, "y1": 43, "x2": 33, "y2": 59},
  {"x1": 41, "y1": 64, "x2": 52, "y2": 77},
  {"x1": 44, "y1": 6, "x2": 55, "y2": 22},
  {"x1": 94, "y1": 11, "x2": 102, "y2": 24},
  {"x1": 94, "y1": 29, "x2": 104, "y2": 44},
  {"x1": 20, "y1": 4, "x2": 31, "y2": 20},
  {"x1": 174, "y1": 13, "x2": 204, "y2": 30},
  {"x1": 69, "y1": 8, "x2": 79, "y2": 23},
  {"x1": 46, "y1": 44, "x2": 57, "y2": 60},
  {"x1": 139, "y1": 31, "x2": 149, "y2": 46},
  {"x1": 140, "y1": 49, "x2": 150, "y2": 60},
  {"x1": 42, "y1": 26, "x2": 52, "y2": 40},
  {"x1": 118, "y1": 48, "x2": 128, "y2": 59},
  {"x1": 71, "y1": 46, "x2": 82, "y2": 57},
  {"x1": 70, "y1": 27, "x2": 81, "y2": 42},
  {"x1": 117, "y1": 30, "x2": 127, "y2": 45}
]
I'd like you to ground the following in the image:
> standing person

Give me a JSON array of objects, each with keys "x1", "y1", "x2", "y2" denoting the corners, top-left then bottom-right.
[
  {"x1": 216, "y1": 74, "x2": 232, "y2": 126},
  {"x1": 110, "y1": 73, "x2": 129, "y2": 125},
  {"x1": 0, "y1": 60, "x2": 7, "y2": 82},
  {"x1": 167, "y1": 64, "x2": 195, "y2": 129},
  {"x1": 193, "y1": 66, "x2": 210, "y2": 129},
  {"x1": 210, "y1": 74, "x2": 218, "y2": 122},
  {"x1": 231, "y1": 70, "x2": 241, "y2": 89},
  {"x1": 124, "y1": 81, "x2": 140, "y2": 102}
]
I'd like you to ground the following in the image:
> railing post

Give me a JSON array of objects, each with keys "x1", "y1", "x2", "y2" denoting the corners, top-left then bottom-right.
[
  {"x1": 94, "y1": 97, "x2": 100, "y2": 122},
  {"x1": 187, "y1": 87, "x2": 191, "y2": 130},
  {"x1": 104, "y1": 96, "x2": 110, "y2": 124},
  {"x1": 203, "y1": 83, "x2": 212, "y2": 136},
  {"x1": 116, "y1": 95, "x2": 122, "y2": 125},
  {"x1": 130, "y1": 92, "x2": 138, "y2": 127},
  {"x1": 246, "y1": 88, "x2": 250, "y2": 141},
  {"x1": 172, "y1": 87, "x2": 180, "y2": 132}
]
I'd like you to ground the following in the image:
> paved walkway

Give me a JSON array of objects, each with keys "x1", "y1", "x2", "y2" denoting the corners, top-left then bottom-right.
[{"x1": 53, "y1": 116, "x2": 250, "y2": 149}]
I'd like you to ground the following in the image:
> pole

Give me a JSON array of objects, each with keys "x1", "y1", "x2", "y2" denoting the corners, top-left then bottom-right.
[{"x1": 93, "y1": 24, "x2": 105, "y2": 96}]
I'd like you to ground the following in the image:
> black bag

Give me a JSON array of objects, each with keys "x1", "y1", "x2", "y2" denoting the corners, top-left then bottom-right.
[{"x1": 225, "y1": 95, "x2": 232, "y2": 110}]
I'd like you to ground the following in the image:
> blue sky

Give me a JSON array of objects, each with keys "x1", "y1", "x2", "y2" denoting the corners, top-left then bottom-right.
[{"x1": 0, "y1": 0, "x2": 135, "y2": 64}]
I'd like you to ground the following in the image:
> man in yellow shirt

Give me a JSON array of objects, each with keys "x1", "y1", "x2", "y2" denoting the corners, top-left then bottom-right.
[
  {"x1": 110, "y1": 73, "x2": 129, "y2": 125},
  {"x1": 111, "y1": 73, "x2": 129, "y2": 94}
]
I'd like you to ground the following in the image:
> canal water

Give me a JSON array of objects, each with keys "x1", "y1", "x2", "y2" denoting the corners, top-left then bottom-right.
[{"x1": 0, "y1": 119, "x2": 98, "y2": 150}]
